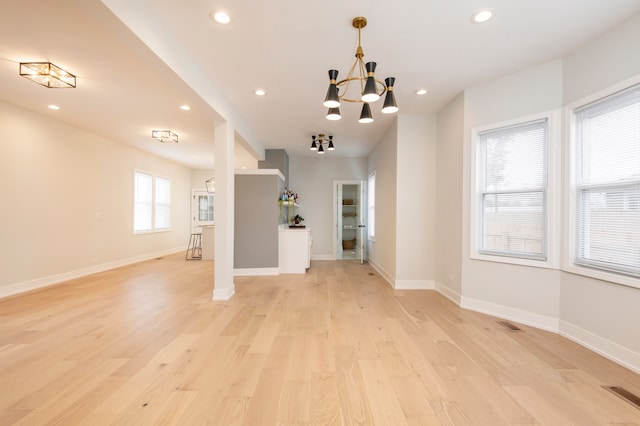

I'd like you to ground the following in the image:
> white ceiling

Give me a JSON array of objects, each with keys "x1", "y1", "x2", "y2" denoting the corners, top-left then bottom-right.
[{"x1": 1, "y1": 0, "x2": 639, "y2": 169}]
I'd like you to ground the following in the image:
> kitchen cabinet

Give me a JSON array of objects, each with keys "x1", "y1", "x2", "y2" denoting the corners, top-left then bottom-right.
[{"x1": 278, "y1": 226, "x2": 311, "y2": 274}]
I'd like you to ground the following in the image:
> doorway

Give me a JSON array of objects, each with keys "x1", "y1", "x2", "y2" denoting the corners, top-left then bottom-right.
[
  {"x1": 191, "y1": 190, "x2": 215, "y2": 233},
  {"x1": 334, "y1": 181, "x2": 366, "y2": 262}
]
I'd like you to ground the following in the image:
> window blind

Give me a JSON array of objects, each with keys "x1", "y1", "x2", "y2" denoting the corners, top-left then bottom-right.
[
  {"x1": 574, "y1": 84, "x2": 640, "y2": 277},
  {"x1": 478, "y1": 118, "x2": 548, "y2": 259}
]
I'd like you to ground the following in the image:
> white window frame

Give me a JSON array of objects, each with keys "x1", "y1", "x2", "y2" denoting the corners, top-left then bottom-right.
[
  {"x1": 133, "y1": 170, "x2": 171, "y2": 234},
  {"x1": 564, "y1": 75, "x2": 640, "y2": 289},
  {"x1": 368, "y1": 171, "x2": 376, "y2": 241},
  {"x1": 470, "y1": 110, "x2": 561, "y2": 269}
]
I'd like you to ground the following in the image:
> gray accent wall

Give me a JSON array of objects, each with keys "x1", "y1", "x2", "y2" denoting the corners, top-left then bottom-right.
[
  {"x1": 258, "y1": 149, "x2": 289, "y2": 188},
  {"x1": 234, "y1": 171, "x2": 284, "y2": 269}
]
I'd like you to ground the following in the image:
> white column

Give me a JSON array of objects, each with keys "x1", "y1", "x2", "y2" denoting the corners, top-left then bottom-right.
[{"x1": 213, "y1": 121, "x2": 235, "y2": 300}]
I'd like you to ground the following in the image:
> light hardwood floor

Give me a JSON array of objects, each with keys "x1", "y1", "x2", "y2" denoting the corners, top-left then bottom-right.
[{"x1": 1, "y1": 254, "x2": 639, "y2": 425}]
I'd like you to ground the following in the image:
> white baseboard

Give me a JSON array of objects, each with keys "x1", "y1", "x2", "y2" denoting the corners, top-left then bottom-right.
[
  {"x1": 0, "y1": 247, "x2": 184, "y2": 299},
  {"x1": 311, "y1": 254, "x2": 335, "y2": 261},
  {"x1": 559, "y1": 321, "x2": 640, "y2": 375},
  {"x1": 212, "y1": 284, "x2": 235, "y2": 301},
  {"x1": 457, "y1": 295, "x2": 640, "y2": 374},
  {"x1": 460, "y1": 296, "x2": 560, "y2": 332},
  {"x1": 395, "y1": 279, "x2": 435, "y2": 290},
  {"x1": 367, "y1": 258, "x2": 394, "y2": 288},
  {"x1": 234, "y1": 267, "x2": 279, "y2": 276},
  {"x1": 434, "y1": 281, "x2": 461, "y2": 305}
]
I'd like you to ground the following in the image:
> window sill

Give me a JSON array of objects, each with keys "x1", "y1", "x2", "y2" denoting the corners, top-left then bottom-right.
[
  {"x1": 470, "y1": 251, "x2": 556, "y2": 270},
  {"x1": 133, "y1": 228, "x2": 171, "y2": 235},
  {"x1": 563, "y1": 262, "x2": 640, "y2": 290}
]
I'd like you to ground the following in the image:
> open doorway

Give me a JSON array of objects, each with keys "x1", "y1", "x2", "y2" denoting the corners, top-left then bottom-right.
[{"x1": 334, "y1": 181, "x2": 366, "y2": 262}]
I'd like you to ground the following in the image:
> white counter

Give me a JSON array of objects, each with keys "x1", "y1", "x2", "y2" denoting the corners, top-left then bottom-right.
[{"x1": 278, "y1": 225, "x2": 311, "y2": 274}]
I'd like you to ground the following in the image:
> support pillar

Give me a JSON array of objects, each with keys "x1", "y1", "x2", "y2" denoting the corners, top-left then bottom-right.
[{"x1": 213, "y1": 121, "x2": 235, "y2": 300}]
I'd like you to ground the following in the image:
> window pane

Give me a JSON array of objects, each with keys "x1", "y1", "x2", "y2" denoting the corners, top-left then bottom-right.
[
  {"x1": 198, "y1": 195, "x2": 214, "y2": 222},
  {"x1": 134, "y1": 172, "x2": 152, "y2": 231},
  {"x1": 482, "y1": 192, "x2": 545, "y2": 257},
  {"x1": 481, "y1": 120, "x2": 546, "y2": 191},
  {"x1": 155, "y1": 177, "x2": 170, "y2": 229},
  {"x1": 574, "y1": 84, "x2": 640, "y2": 277},
  {"x1": 577, "y1": 186, "x2": 640, "y2": 276},
  {"x1": 478, "y1": 119, "x2": 548, "y2": 259}
]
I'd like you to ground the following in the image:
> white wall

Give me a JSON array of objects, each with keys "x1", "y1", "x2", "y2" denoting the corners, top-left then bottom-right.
[
  {"x1": 563, "y1": 12, "x2": 640, "y2": 106},
  {"x1": 440, "y1": 12, "x2": 640, "y2": 371},
  {"x1": 191, "y1": 169, "x2": 214, "y2": 190},
  {"x1": 395, "y1": 115, "x2": 437, "y2": 289},
  {"x1": 558, "y1": 12, "x2": 640, "y2": 363},
  {"x1": 367, "y1": 119, "x2": 398, "y2": 284},
  {"x1": 435, "y1": 93, "x2": 464, "y2": 301},
  {"x1": 288, "y1": 156, "x2": 367, "y2": 258},
  {"x1": 0, "y1": 100, "x2": 192, "y2": 297},
  {"x1": 460, "y1": 60, "x2": 564, "y2": 328}
]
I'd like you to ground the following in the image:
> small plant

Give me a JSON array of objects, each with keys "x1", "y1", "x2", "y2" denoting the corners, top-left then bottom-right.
[{"x1": 292, "y1": 214, "x2": 304, "y2": 225}]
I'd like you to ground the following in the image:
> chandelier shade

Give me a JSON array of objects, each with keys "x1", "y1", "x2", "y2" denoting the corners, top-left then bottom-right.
[
  {"x1": 326, "y1": 107, "x2": 341, "y2": 121},
  {"x1": 359, "y1": 103, "x2": 373, "y2": 124},
  {"x1": 322, "y1": 17, "x2": 398, "y2": 123},
  {"x1": 323, "y1": 69, "x2": 340, "y2": 108},
  {"x1": 382, "y1": 77, "x2": 398, "y2": 114}
]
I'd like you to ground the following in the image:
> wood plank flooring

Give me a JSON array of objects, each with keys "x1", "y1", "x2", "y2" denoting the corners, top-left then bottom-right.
[{"x1": 1, "y1": 253, "x2": 639, "y2": 425}]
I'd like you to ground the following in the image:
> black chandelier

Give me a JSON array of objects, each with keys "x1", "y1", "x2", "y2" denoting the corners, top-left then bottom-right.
[
  {"x1": 309, "y1": 134, "x2": 335, "y2": 154},
  {"x1": 323, "y1": 17, "x2": 398, "y2": 123}
]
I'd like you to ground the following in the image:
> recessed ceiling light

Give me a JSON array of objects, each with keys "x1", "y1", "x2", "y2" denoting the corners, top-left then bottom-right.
[
  {"x1": 48, "y1": 104, "x2": 60, "y2": 110},
  {"x1": 180, "y1": 105, "x2": 191, "y2": 111},
  {"x1": 210, "y1": 10, "x2": 231, "y2": 24},
  {"x1": 471, "y1": 9, "x2": 494, "y2": 23},
  {"x1": 254, "y1": 89, "x2": 266, "y2": 96},
  {"x1": 416, "y1": 89, "x2": 428, "y2": 96}
]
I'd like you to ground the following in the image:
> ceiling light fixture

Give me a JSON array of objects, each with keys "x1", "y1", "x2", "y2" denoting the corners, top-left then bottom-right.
[
  {"x1": 211, "y1": 11, "x2": 231, "y2": 24},
  {"x1": 205, "y1": 177, "x2": 215, "y2": 193},
  {"x1": 19, "y1": 62, "x2": 76, "y2": 88},
  {"x1": 471, "y1": 9, "x2": 494, "y2": 23},
  {"x1": 416, "y1": 89, "x2": 428, "y2": 96},
  {"x1": 152, "y1": 130, "x2": 178, "y2": 143},
  {"x1": 323, "y1": 17, "x2": 398, "y2": 123},
  {"x1": 309, "y1": 134, "x2": 335, "y2": 154},
  {"x1": 254, "y1": 89, "x2": 266, "y2": 96},
  {"x1": 180, "y1": 105, "x2": 191, "y2": 111},
  {"x1": 48, "y1": 104, "x2": 60, "y2": 110}
]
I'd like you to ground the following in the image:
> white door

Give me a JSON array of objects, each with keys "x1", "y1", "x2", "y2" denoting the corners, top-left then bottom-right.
[
  {"x1": 191, "y1": 190, "x2": 214, "y2": 233},
  {"x1": 333, "y1": 181, "x2": 365, "y2": 260}
]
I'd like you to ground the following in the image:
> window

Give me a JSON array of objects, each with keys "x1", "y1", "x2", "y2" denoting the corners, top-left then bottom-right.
[
  {"x1": 572, "y1": 84, "x2": 640, "y2": 278},
  {"x1": 134, "y1": 171, "x2": 171, "y2": 233},
  {"x1": 368, "y1": 172, "x2": 375, "y2": 240},
  {"x1": 475, "y1": 118, "x2": 548, "y2": 261}
]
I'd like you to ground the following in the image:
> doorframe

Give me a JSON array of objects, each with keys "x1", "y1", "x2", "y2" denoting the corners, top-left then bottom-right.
[
  {"x1": 332, "y1": 180, "x2": 366, "y2": 260},
  {"x1": 191, "y1": 188, "x2": 215, "y2": 233}
]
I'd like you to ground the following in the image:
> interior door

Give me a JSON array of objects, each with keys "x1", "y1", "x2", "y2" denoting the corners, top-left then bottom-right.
[
  {"x1": 192, "y1": 190, "x2": 214, "y2": 233},
  {"x1": 358, "y1": 184, "x2": 366, "y2": 264}
]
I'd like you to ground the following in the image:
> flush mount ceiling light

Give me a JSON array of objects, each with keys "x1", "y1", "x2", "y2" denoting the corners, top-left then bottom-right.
[
  {"x1": 471, "y1": 8, "x2": 494, "y2": 23},
  {"x1": 210, "y1": 10, "x2": 231, "y2": 24},
  {"x1": 309, "y1": 134, "x2": 335, "y2": 154},
  {"x1": 323, "y1": 17, "x2": 398, "y2": 123},
  {"x1": 152, "y1": 130, "x2": 178, "y2": 143},
  {"x1": 19, "y1": 62, "x2": 76, "y2": 88}
]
